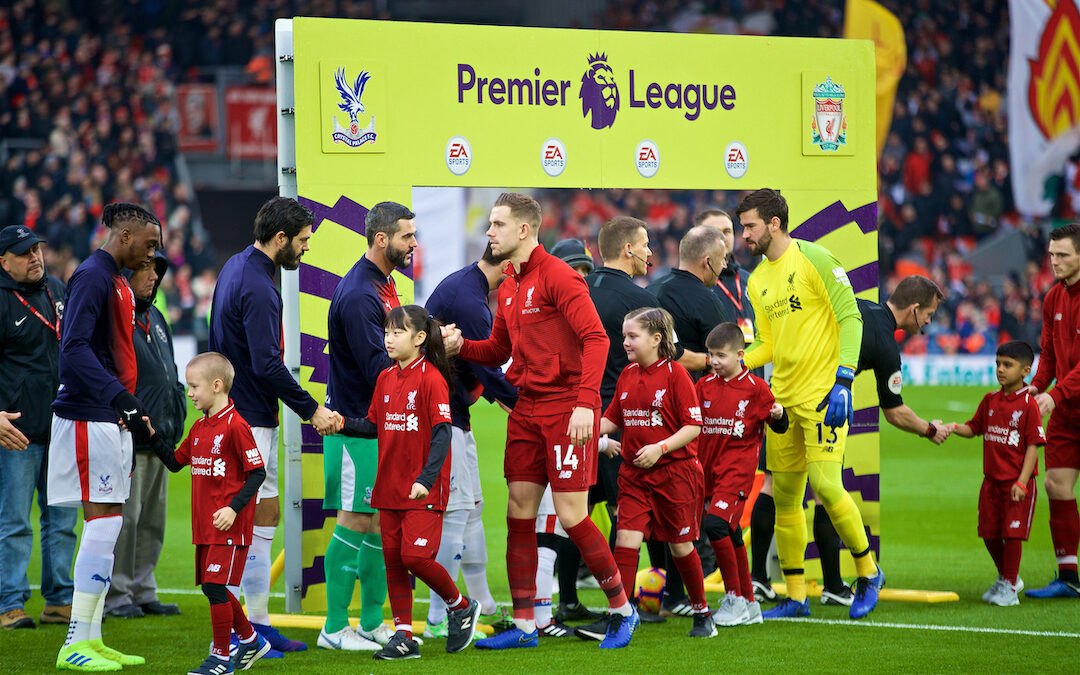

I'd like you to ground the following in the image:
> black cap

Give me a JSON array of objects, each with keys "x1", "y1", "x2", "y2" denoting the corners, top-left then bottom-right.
[
  {"x1": 0, "y1": 226, "x2": 45, "y2": 255},
  {"x1": 550, "y1": 238, "x2": 594, "y2": 274}
]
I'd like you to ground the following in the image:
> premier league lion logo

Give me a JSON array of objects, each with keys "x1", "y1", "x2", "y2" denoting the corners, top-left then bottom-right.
[{"x1": 579, "y1": 53, "x2": 619, "y2": 130}]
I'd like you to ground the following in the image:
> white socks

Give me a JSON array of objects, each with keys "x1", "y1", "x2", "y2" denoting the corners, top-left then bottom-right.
[
  {"x1": 461, "y1": 502, "x2": 496, "y2": 614},
  {"x1": 242, "y1": 525, "x2": 275, "y2": 625},
  {"x1": 428, "y1": 509, "x2": 468, "y2": 624},
  {"x1": 534, "y1": 545, "x2": 558, "y2": 627},
  {"x1": 65, "y1": 515, "x2": 122, "y2": 647}
]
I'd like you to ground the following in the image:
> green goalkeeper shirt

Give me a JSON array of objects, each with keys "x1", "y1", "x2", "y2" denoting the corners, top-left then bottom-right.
[{"x1": 744, "y1": 239, "x2": 862, "y2": 407}]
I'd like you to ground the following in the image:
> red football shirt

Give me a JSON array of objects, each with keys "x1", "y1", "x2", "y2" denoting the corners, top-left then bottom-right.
[
  {"x1": 965, "y1": 388, "x2": 1046, "y2": 481},
  {"x1": 459, "y1": 245, "x2": 608, "y2": 416},
  {"x1": 174, "y1": 400, "x2": 264, "y2": 545},
  {"x1": 366, "y1": 355, "x2": 454, "y2": 510},
  {"x1": 109, "y1": 274, "x2": 137, "y2": 394},
  {"x1": 695, "y1": 368, "x2": 775, "y2": 496},
  {"x1": 602, "y1": 358, "x2": 702, "y2": 466},
  {"x1": 1032, "y1": 280, "x2": 1080, "y2": 408}
]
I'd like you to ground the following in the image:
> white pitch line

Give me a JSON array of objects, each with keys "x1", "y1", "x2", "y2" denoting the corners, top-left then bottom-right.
[{"x1": 773, "y1": 616, "x2": 1080, "y2": 639}]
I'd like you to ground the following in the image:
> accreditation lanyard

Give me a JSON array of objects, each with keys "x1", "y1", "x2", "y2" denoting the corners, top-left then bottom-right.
[
  {"x1": 13, "y1": 287, "x2": 60, "y2": 340},
  {"x1": 717, "y1": 274, "x2": 743, "y2": 313},
  {"x1": 136, "y1": 315, "x2": 152, "y2": 343}
]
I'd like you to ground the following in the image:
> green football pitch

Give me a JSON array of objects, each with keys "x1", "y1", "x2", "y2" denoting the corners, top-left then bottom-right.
[{"x1": 5, "y1": 386, "x2": 1079, "y2": 673}]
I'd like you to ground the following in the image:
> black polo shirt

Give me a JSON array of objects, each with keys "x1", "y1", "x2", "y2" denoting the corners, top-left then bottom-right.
[
  {"x1": 586, "y1": 266, "x2": 678, "y2": 409},
  {"x1": 648, "y1": 268, "x2": 734, "y2": 380},
  {"x1": 855, "y1": 298, "x2": 904, "y2": 410}
]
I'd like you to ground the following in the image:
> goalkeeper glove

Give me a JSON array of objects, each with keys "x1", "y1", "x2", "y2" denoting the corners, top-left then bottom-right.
[
  {"x1": 816, "y1": 366, "x2": 855, "y2": 429},
  {"x1": 111, "y1": 390, "x2": 152, "y2": 446}
]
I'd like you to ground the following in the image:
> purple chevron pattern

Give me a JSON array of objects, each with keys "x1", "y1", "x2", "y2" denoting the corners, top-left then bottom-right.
[
  {"x1": 847, "y1": 261, "x2": 878, "y2": 295},
  {"x1": 793, "y1": 199, "x2": 877, "y2": 241}
]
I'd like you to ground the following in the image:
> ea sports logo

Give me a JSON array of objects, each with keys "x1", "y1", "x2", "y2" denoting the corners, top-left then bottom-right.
[
  {"x1": 541, "y1": 137, "x2": 567, "y2": 177},
  {"x1": 445, "y1": 135, "x2": 472, "y2": 175},
  {"x1": 724, "y1": 140, "x2": 748, "y2": 179},
  {"x1": 635, "y1": 139, "x2": 660, "y2": 178}
]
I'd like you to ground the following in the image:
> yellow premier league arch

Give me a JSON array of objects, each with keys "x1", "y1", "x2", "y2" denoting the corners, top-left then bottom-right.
[{"x1": 274, "y1": 17, "x2": 880, "y2": 613}]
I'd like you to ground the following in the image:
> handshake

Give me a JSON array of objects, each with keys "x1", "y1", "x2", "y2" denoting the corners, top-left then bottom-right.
[{"x1": 311, "y1": 406, "x2": 344, "y2": 436}]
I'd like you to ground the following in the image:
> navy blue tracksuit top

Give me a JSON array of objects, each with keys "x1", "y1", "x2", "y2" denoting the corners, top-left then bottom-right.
[
  {"x1": 426, "y1": 263, "x2": 518, "y2": 429},
  {"x1": 326, "y1": 256, "x2": 399, "y2": 420},
  {"x1": 209, "y1": 245, "x2": 318, "y2": 428}
]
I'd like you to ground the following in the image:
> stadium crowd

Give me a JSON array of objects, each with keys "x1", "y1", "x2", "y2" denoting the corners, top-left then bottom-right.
[{"x1": 0, "y1": 0, "x2": 1055, "y2": 351}]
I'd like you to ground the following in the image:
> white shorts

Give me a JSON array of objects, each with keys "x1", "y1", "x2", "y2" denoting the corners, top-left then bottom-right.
[
  {"x1": 536, "y1": 485, "x2": 566, "y2": 538},
  {"x1": 252, "y1": 426, "x2": 278, "y2": 500},
  {"x1": 47, "y1": 416, "x2": 132, "y2": 508},
  {"x1": 446, "y1": 427, "x2": 480, "y2": 512}
]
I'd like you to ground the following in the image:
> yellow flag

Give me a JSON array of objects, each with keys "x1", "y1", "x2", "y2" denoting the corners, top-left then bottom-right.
[{"x1": 844, "y1": 0, "x2": 906, "y2": 156}]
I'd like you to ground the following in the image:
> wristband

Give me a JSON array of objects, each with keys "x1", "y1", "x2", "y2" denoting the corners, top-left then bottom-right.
[
  {"x1": 598, "y1": 435, "x2": 609, "y2": 452},
  {"x1": 1014, "y1": 481, "x2": 1028, "y2": 495},
  {"x1": 924, "y1": 423, "x2": 937, "y2": 440},
  {"x1": 659, "y1": 441, "x2": 668, "y2": 455}
]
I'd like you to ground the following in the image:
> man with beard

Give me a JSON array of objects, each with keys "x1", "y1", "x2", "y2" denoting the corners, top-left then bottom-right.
[
  {"x1": 210, "y1": 196, "x2": 337, "y2": 654},
  {"x1": 736, "y1": 188, "x2": 883, "y2": 621},
  {"x1": 0, "y1": 226, "x2": 76, "y2": 631},
  {"x1": 318, "y1": 201, "x2": 418, "y2": 650}
]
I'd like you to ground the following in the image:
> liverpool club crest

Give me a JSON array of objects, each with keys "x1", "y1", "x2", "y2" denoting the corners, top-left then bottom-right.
[{"x1": 810, "y1": 77, "x2": 846, "y2": 152}]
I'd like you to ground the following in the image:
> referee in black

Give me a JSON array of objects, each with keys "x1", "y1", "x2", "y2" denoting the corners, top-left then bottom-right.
[
  {"x1": 648, "y1": 225, "x2": 734, "y2": 381},
  {"x1": 646, "y1": 224, "x2": 732, "y2": 616},
  {"x1": 856, "y1": 274, "x2": 950, "y2": 442}
]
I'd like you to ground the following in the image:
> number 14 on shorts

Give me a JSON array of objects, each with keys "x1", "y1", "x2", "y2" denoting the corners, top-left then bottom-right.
[{"x1": 553, "y1": 444, "x2": 579, "y2": 478}]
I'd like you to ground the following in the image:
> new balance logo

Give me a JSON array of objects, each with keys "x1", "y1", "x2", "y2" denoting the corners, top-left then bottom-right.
[
  {"x1": 414, "y1": 538, "x2": 428, "y2": 547},
  {"x1": 396, "y1": 642, "x2": 410, "y2": 655},
  {"x1": 1009, "y1": 520, "x2": 1021, "y2": 529},
  {"x1": 559, "y1": 470, "x2": 572, "y2": 479},
  {"x1": 207, "y1": 563, "x2": 222, "y2": 572},
  {"x1": 716, "y1": 499, "x2": 729, "y2": 510},
  {"x1": 679, "y1": 526, "x2": 691, "y2": 535}
]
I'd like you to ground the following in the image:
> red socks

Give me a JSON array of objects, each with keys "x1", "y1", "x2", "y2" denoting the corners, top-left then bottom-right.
[
  {"x1": 671, "y1": 550, "x2": 708, "y2": 613},
  {"x1": 1049, "y1": 499, "x2": 1080, "y2": 573},
  {"x1": 227, "y1": 589, "x2": 256, "y2": 641},
  {"x1": 1002, "y1": 539, "x2": 1022, "y2": 585},
  {"x1": 734, "y1": 542, "x2": 753, "y2": 600},
  {"x1": 404, "y1": 555, "x2": 466, "y2": 611},
  {"x1": 613, "y1": 546, "x2": 640, "y2": 602},
  {"x1": 209, "y1": 602, "x2": 232, "y2": 659},
  {"x1": 711, "y1": 537, "x2": 740, "y2": 598},
  {"x1": 383, "y1": 538, "x2": 414, "y2": 637},
  {"x1": 984, "y1": 538, "x2": 1005, "y2": 575},
  {"x1": 507, "y1": 517, "x2": 537, "y2": 620},
  {"x1": 984, "y1": 538, "x2": 1023, "y2": 585},
  {"x1": 565, "y1": 519, "x2": 627, "y2": 606}
]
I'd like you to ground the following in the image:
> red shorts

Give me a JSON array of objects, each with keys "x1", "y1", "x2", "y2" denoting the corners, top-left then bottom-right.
[
  {"x1": 706, "y1": 490, "x2": 746, "y2": 529},
  {"x1": 379, "y1": 508, "x2": 444, "y2": 560},
  {"x1": 195, "y1": 544, "x2": 248, "y2": 586},
  {"x1": 978, "y1": 477, "x2": 1037, "y2": 540},
  {"x1": 1045, "y1": 405, "x2": 1080, "y2": 470},
  {"x1": 617, "y1": 458, "x2": 704, "y2": 543},
  {"x1": 504, "y1": 409, "x2": 598, "y2": 492}
]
